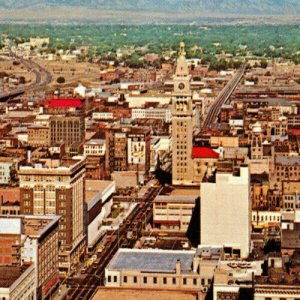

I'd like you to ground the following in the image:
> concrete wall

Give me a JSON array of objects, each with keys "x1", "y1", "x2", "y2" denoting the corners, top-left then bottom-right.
[{"x1": 200, "y1": 167, "x2": 251, "y2": 258}]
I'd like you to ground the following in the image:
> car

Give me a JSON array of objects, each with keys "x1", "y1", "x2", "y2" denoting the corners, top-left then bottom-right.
[
  {"x1": 97, "y1": 246, "x2": 104, "y2": 254},
  {"x1": 80, "y1": 266, "x2": 87, "y2": 274},
  {"x1": 158, "y1": 232, "x2": 168, "y2": 237},
  {"x1": 93, "y1": 258, "x2": 100, "y2": 269},
  {"x1": 106, "y1": 235, "x2": 113, "y2": 242}
]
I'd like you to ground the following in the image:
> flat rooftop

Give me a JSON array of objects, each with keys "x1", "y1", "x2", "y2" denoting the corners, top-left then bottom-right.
[
  {"x1": 108, "y1": 249, "x2": 195, "y2": 273},
  {"x1": 154, "y1": 195, "x2": 197, "y2": 204},
  {"x1": 170, "y1": 187, "x2": 200, "y2": 197},
  {"x1": 92, "y1": 288, "x2": 198, "y2": 300},
  {"x1": 19, "y1": 156, "x2": 85, "y2": 173},
  {"x1": 275, "y1": 156, "x2": 300, "y2": 165},
  {"x1": 0, "y1": 265, "x2": 31, "y2": 288},
  {"x1": 0, "y1": 215, "x2": 60, "y2": 237},
  {"x1": 24, "y1": 217, "x2": 55, "y2": 236},
  {"x1": 85, "y1": 180, "x2": 114, "y2": 204}
]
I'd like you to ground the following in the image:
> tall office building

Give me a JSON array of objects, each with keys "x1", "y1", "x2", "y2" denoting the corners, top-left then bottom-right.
[
  {"x1": 50, "y1": 114, "x2": 85, "y2": 147},
  {"x1": 172, "y1": 42, "x2": 194, "y2": 185},
  {"x1": 200, "y1": 166, "x2": 251, "y2": 258},
  {"x1": 105, "y1": 124, "x2": 151, "y2": 176},
  {"x1": 19, "y1": 157, "x2": 86, "y2": 276}
]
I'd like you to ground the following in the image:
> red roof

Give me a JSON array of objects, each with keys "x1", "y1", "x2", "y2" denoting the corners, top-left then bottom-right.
[
  {"x1": 192, "y1": 147, "x2": 219, "y2": 159},
  {"x1": 48, "y1": 98, "x2": 83, "y2": 108}
]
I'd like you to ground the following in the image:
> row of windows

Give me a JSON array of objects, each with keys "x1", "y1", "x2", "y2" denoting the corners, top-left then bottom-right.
[
  {"x1": 253, "y1": 215, "x2": 280, "y2": 222},
  {"x1": 108, "y1": 275, "x2": 202, "y2": 286}
]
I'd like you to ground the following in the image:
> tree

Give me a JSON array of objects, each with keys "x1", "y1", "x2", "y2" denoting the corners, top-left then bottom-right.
[
  {"x1": 265, "y1": 71, "x2": 272, "y2": 76},
  {"x1": 260, "y1": 60, "x2": 268, "y2": 68},
  {"x1": 57, "y1": 76, "x2": 65, "y2": 84}
]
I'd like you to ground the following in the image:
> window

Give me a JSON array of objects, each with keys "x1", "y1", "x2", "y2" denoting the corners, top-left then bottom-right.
[
  {"x1": 123, "y1": 276, "x2": 127, "y2": 283},
  {"x1": 193, "y1": 278, "x2": 197, "y2": 285},
  {"x1": 201, "y1": 278, "x2": 205, "y2": 285},
  {"x1": 143, "y1": 277, "x2": 147, "y2": 284},
  {"x1": 133, "y1": 276, "x2": 137, "y2": 283},
  {"x1": 108, "y1": 276, "x2": 111, "y2": 282},
  {"x1": 153, "y1": 277, "x2": 157, "y2": 284},
  {"x1": 183, "y1": 278, "x2": 187, "y2": 285},
  {"x1": 114, "y1": 276, "x2": 117, "y2": 283},
  {"x1": 163, "y1": 277, "x2": 167, "y2": 284},
  {"x1": 173, "y1": 278, "x2": 176, "y2": 285}
]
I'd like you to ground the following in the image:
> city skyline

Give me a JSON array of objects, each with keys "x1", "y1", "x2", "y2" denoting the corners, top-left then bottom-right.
[{"x1": 0, "y1": 3, "x2": 300, "y2": 299}]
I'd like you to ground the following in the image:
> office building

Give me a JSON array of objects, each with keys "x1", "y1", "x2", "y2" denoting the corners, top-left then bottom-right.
[
  {"x1": 0, "y1": 215, "x2": 60, "y2": 299},
  {"x1": 19, "y1": 156, "x2": 86, "y2": 276},
  {"x1": 200, "y1": 166, "x2": 251, "y2": 258}
]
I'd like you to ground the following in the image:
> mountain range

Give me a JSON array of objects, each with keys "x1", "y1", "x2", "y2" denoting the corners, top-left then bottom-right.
[{"x1": 1, "y1": 0, "x2": 300, "y2": 15}]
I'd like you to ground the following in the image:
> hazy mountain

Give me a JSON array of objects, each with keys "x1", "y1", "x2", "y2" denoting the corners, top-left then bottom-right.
[{"x1": 1, "y1": 0, "x2": 300, "y2": 15}]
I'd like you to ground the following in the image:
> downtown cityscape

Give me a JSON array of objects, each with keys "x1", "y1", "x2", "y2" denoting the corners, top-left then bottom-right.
[{"x1": 0, "y1": 1, "x2": 300, "y2": 300}]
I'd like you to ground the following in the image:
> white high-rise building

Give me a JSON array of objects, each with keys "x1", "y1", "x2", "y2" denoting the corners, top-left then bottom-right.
[{"x1": 200, "y1": 166, "x2": 251, "y2": 258}]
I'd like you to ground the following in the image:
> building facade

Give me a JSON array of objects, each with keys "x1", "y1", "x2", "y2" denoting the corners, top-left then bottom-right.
[
  {"x1": 200, "y1": 166, "x2": 251, "y2": 258},
  {"x1": 50, "y1": 115, "x2": 85, "y2": 147},
  {"x1": 28, "y1": 125, "x2": 50, "y2": 148},
  {"x1": 153, "y1": 195, "x2": 196, "y2": 232},
  {"x1": 105, "y1": 125, "x2": 151, "y2": 176},
  {"x1": 105, "y1": 248, "x2": 214, "y2": 293},
  {"x1": 0, "y1": 215, "x2": 60, "y2": 299},
  {"x1": 19, "y1": 157, "x2": 86, "y2": 276},
  {"x1": 0, "y1": 264, "x2": 36, "y2": 300}
]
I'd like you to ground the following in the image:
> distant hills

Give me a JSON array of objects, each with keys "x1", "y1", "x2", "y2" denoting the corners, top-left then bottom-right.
[{"x1": 1, "y1": 0, "x2": 300, "y2": 15}]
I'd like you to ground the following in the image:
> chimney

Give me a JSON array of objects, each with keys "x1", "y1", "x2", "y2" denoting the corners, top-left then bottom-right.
[
  {"x1": 27, "y1": 147, "x2": 32, "y2": 164},
  {"x1": 193, "y1": 257, "x2": 199, "y2": 273},
  {"x1": 176, "y1": 259, "x2": 181, "y2": 275}
]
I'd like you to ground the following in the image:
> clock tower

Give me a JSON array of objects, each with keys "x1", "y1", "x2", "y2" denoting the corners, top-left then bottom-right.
[{"x1": 172, "y1": 42, "x2": 194, "y2": 185}]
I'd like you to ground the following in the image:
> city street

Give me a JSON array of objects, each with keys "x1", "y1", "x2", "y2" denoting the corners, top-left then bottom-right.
[{"x1": 56, "y1": 185, "x2": 162, "y2": 300}]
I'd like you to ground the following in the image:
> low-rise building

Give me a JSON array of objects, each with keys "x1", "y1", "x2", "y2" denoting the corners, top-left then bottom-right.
[
  {"x1": 0, "y1": 264, "x2": 35, "y2": 300},
  {"x1": 84, "y1": 139, "x2": 106, "y2": 157},
  {"x1": 153, "y1": 195, "x2": 197, "y2": 232},
  {"x1": 85, "y1": 180, "x2": 115, "y2": 250},
  {"x1": 28, "y1": 125, "x2": 50, "y2": 147},
  {"x1": 0, "y1": 157, "x2": 17, "y2": 184},
  {"x1": 132, "y1": 105, "x2": 172, "y2": 123},
  {"x1": 105, "y1": 248, "x2": 213, "y2": 294},
  {"x1": 213, "y1": 260, "x2": 263, "y2": 300}
]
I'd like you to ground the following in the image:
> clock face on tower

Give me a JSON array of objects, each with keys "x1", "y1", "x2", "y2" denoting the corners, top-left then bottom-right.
[{"x1": 178, "y1": 82, "x2": 185, "y2": 90}]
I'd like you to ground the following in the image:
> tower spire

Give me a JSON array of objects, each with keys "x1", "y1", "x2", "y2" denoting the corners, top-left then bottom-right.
[{"x1": 179, "y1": 42, "x2": 186, "y2": 57}]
